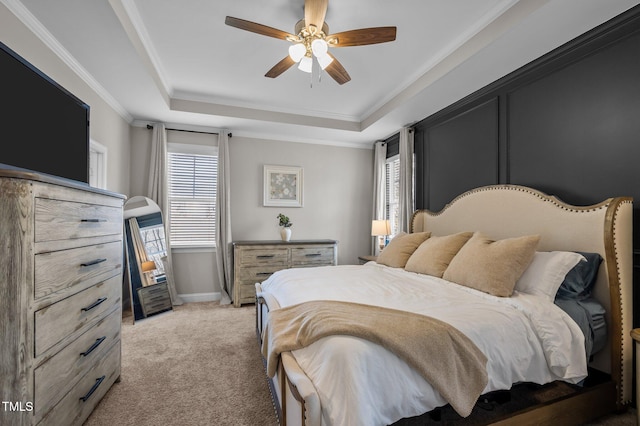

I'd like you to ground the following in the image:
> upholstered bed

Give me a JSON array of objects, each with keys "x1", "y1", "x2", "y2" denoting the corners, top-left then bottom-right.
[{"x1": 255, "y1": 185, "x2": 633, "y2": 426}]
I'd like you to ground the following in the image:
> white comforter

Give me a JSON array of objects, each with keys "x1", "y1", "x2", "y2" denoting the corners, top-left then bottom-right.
[{"x1": 258, "y1": 262, "x2": 587, "y2": 426}]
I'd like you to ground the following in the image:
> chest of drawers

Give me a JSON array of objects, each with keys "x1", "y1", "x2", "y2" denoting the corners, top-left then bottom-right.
[
  {"x1": 0, "y1": 170, "x2": 125, "y2": 426},
  {"x1": 138, "y1": 281, "x2": 173, "y2": 318},
  {"x1": 232, "y1": 240, "x2": 338, "y2": 307}
]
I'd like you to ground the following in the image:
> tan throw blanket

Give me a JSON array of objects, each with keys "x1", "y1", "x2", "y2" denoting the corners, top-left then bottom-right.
[{"x1": 262, "y1": 300, "x2": 488, "y2": 418}]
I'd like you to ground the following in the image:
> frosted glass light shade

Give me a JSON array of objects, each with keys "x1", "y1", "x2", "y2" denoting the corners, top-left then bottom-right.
[
  {"x1": 298, "y1": 56, "x2": 313, "y2": 73},
  {"x1": 288, "y1": 44, "x2": 306, "y2": 62},
  {"x1": 316, "y1": 53, "x2": 333, "y2": 70},
  {"x1": 311, "y1": 39, "x2": 328, "y2": 57}
]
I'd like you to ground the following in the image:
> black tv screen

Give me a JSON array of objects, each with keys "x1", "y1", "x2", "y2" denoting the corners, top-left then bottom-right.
[{"x1": 0, "y1": 41, "x2": 90, "y2": 184}]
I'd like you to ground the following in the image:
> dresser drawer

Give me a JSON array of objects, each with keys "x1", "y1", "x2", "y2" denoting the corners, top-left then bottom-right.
[
  {"x1": 34, "y1": 240, "x2": 122, "y2": 299},
  {"x1": 141, "y1": 298, "x2": 173, "y2": 317},
  {"x1": 238, "y1": 265, "x2": 286, "y2": 284},
  {"x1": 34, "y1": 308, "x2": 121, "y2": 417},
  {"x1": 291, "y1": 247, "x2": 335, "y2": 266},
  {"x1": 35, "y1": 198, "x2": 122, "y2": 242},
  {"x1": 238, "y1": 248, "x2": 288, "y2": 266},
  {"x1": 238, "y1": 283, "x2": 257, "y2": 302},
  {"x1": 37, "y1": 340, "x2": 121, "y2": 426},
  {"x1": 35, "y1": 275, "x2": 120, "y2": 356},
  {"x1": 138, "y1": 282, "x2": 170, "y2": 303}
]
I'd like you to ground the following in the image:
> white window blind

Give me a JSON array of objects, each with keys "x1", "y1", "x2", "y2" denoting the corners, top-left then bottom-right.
[
  {"x1": 167, "y1": 148, "x2": 217, "y2": 247},
  {"x1": 385, "y1": 155, "x2": 400, "y2": 236}
]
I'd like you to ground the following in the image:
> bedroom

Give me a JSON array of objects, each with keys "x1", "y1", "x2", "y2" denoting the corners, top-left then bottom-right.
[{"x1": 1, "y1": 0, "x2": 639, "y2": 425}]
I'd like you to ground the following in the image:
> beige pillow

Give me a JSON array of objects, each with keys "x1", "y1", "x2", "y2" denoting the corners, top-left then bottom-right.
[
  {"x1": 376, "y1": 232, "x2": 431, "y2": 268},
  {"x1": 442, "y1": 232, "x2": 540, "y2": 297},
  {"x1": 404, "y1": 232, "x2": 474, "y2": 278}
]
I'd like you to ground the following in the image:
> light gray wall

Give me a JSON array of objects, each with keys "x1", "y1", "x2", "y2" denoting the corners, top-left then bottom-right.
[
  {"x1": 1, "y1": 3, "x2": 130, "y2": 195},
  {"x1": 229, "y1": 136, "x2": 373, "y2": 266},
  {"x1": 129, "y1": 129, "x2": 374, "y2": 298}
]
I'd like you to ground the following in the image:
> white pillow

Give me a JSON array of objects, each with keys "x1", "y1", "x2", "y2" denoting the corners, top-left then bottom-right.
[{"x1": 515, "y1": 251, "x2": 585, "y2": 301}]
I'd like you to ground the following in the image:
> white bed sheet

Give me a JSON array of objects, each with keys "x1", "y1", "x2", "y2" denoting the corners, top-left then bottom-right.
[{"x1": 259, "y1": 262, "x2": 587, "y2": 426}]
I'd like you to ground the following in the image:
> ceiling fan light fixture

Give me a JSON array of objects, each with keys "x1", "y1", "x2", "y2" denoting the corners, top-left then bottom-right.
[
  {"x1": 288, "y1": 43, "x2": 306, "y2": 62},
  {"x1": 311, "y1": 38, "x2": 328, "y2": 57},
  {"x1": 316, "y1": 53, "x2": 333, "y2": 70},
  {"x1": 298, "y1": 56, "x2": 313, "y2": 73}
]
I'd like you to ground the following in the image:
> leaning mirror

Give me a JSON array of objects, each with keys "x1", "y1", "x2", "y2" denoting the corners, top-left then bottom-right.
[{"x1": 123, "y1": 196, "x2": 176, "y2": 322}]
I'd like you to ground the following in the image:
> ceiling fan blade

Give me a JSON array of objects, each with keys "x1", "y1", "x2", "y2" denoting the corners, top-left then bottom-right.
[
  {"x1": 225, "y1": 16, "x2": 295, "y2": 41},
  {"x1": 265, "y1": 56, "x2": 297, "y2": 78},
  {"x1": 328, "y1": 27, "x2": 397, "y2": 47},
  {"x1": 324, "y1": 54, "x2": 351, "y2": 85},
  {"x1": 304, "y1": 0, "x2": 328, "y2": 31}
]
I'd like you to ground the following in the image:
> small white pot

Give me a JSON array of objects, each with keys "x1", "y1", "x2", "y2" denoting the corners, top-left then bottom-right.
[{"x1": 280, "y1": 227, "x2": 292, "y2": 241}]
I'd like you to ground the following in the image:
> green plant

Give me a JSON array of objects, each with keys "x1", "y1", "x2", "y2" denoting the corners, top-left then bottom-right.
[{"x1": 277, "y1": 213, "x2": 292, "y2": 228}]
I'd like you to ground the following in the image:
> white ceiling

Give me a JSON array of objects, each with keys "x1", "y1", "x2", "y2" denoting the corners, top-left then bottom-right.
[{"x1": 6, "y1": 0, "x2": 640, "y2": 148}]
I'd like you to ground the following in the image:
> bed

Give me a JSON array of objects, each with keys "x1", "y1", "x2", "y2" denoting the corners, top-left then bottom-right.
[{"x1": 255, "y1": 185, "x2": 633, "y2": 426}]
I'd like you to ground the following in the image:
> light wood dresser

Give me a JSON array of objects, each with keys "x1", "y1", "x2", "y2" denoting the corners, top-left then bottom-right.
[
  {"x1": 232, "y1": 240, "x2": 338, "y2": 307},
  {"x1": 0, "y1": 169, "x2": 125, "y2": 426}
]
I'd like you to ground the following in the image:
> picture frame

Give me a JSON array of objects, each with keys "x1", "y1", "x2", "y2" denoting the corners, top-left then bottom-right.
[{"x1": 263, "y1": 165, "x2": 303, "y2": 207}]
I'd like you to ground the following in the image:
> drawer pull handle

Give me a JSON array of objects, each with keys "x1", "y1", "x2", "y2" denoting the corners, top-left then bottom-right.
[
  {"x1": 305, "y1": 253, "x2": 322, "y2": 257},
  {"x1": 256, "y1": 272, "x2": 272, "y2": 276},
  {"x1": 81, "y1": 258, "x2": 107, "y2": 267},
  {"x1": 81, "y1": 218, "x2": 107, "y2": 223},
  {"x1": 80, "y1": 336, "x2": 106, "y2": 357},
  {"x1": 80, "y1": 376, "x2": 105, "y2": 402},
  {"x1": 82, "y1": 297, "x2": 107, "y2": 312},
  {"x1": 256, "y1": 255, "x2": 275, "y2": 258}
]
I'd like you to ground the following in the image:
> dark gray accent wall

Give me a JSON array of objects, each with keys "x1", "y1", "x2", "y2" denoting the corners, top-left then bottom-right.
[{"x1": 412, "y1": 5, "x2": 640, "y2": 323}]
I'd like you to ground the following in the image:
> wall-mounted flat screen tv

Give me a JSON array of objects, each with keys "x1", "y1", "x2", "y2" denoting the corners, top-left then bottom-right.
[{"x1": 0, "y1": 41, "x2": 90, "y2": 184}]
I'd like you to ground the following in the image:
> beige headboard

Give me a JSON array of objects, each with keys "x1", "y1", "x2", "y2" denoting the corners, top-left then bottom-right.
[{"x1": 411, "y1": 185, "x2": 633, "y2": 408}]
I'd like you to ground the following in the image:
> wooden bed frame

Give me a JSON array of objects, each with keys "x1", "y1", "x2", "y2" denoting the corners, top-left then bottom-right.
[{"x1": 256, "y1": 184, "x2": 633, "y2": 426}]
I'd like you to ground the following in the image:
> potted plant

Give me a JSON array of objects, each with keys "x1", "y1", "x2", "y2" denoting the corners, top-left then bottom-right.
[{"x1": 277, "y1": 213, "x2": 293, "y2": 241}]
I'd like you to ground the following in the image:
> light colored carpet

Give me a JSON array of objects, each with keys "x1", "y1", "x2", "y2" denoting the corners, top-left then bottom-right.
[
  {"x1": 84, "y1": 302, "x2": 278, "y2": 426},
  {"x1": 85, "y1": 301, "x2": 635, "y2": 426}
]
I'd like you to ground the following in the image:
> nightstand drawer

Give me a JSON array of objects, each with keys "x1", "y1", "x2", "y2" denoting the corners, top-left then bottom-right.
[
  {"x1": 34, "y1": 240, "x2": 123, "y2": 299},
  {"x1": 238, "y1": 248, "x2": 288, "y2": 266},
  {"x1": 34, "y1": 308, "x2": 120, "y2": 417},
  {"x1": 35, "y1": 275, "x2": 120, "y2": 356},
  {"x1": 138, "y1": 282, "x2": 172, "y2": 317},
  {"x1": 291, "y1": 247, "x2": 335, "y2": 265},
  {"x1": 35, "y1": 198, "x2": 122, "y2": 242}
]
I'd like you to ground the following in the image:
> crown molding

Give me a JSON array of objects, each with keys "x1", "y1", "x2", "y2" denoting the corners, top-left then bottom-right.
[{"x1": 1, "y1": 0, "x2": 133, "y2": 122}]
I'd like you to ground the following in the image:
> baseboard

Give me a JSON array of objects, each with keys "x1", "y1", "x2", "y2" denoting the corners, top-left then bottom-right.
[{"x1": 177, "y1": 292, "x2": 221, "y2": 303}]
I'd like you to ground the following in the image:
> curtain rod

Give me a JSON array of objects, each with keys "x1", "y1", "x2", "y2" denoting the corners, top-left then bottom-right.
[{"x1": 146, "y1": 124, "x2": 231, "y2": 137}]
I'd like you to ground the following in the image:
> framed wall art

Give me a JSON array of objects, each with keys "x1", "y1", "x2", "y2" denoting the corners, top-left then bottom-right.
[{"x1": 263, "y1": 165, "x2": 303, "y2": 207}]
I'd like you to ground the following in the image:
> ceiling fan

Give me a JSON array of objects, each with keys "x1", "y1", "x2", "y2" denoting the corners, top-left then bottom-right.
[{"x1": 225, "y1": 0, "x2": 396, "y2": 85}]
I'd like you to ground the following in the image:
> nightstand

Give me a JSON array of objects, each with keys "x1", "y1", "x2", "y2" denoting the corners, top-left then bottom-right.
[
  {"x1": 358, "y1": 255, "x2": 377, "y2": 265},
  {"x1": 137, "y1": 281, "x2": 172, "y2": 318}
]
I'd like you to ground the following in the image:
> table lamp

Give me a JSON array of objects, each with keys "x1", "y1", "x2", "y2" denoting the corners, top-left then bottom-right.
[
  {"x1": 371, "y1": 220, "x2": 391, "y2": 254},
  {"x1": 141, "y1": 260, "x2": 157, "y2": 286}
]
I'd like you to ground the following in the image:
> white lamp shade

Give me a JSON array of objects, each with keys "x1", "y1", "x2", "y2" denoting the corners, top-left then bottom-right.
[
  {"x1": 288, "y1": 43, "x2": 306, "y2": 62},
  {"x1": 298, "y1": 56, "x2": 313, "y2": 73},
  {"x1": 311, "y1": 39, "x2": 328, "y2": 57},
  {"x1": 371, "y1": 220, "x2": 391, "y2": 236},
  {"x1": 316, "y1": 53, "x2": 333, "y2": 70}
]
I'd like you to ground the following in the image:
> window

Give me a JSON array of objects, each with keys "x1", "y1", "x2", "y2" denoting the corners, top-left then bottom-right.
[
  {"x1": 385, "y1": 155, "x2": 400, "y2": 236},
  {"x1": 167, "y1": 143, "x2": 218, "y2": 248}
]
